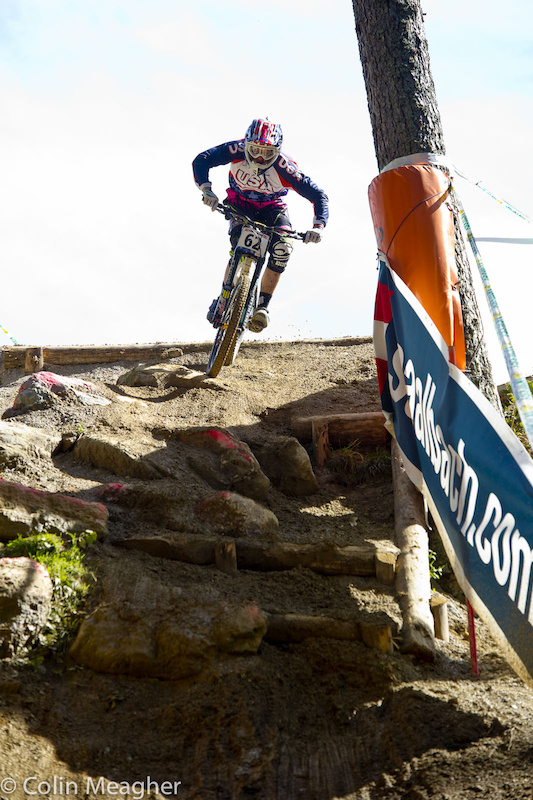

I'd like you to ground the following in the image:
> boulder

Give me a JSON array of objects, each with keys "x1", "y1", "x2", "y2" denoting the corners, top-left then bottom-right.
[
  {"x1": 197, "y1": 491, "x2": 279, "y2": 539},
  {"x1": 0, "y1": 420, "x2": 61, "y2": 469},
  {"x1": 255, "y1": 437, "x2": 319, "y2": 496},
  {"x1": 74, "y1": 434, "x2": 163, "y2": 480},
  {"x1": 96, "y1": 479, "x2": 206, "y2": 536},
  {"x1": 69, "y1": 573, "x2": 267, "y2": 680},
  {"x1": 117, "y1": 363, "x2": 225, "y2": 390},
  {"x1": 3, "y1": 372, "x2": 110, "y2": 417},
  {"x1": 0, "y1": 557, "x2": 53, "y2": 657},
  {"x1": 171, "y1": 427, "x2": 271, "y2": 501},
  {"x1": 0, "y1": 480, "x2": 108, "y2": 541}
]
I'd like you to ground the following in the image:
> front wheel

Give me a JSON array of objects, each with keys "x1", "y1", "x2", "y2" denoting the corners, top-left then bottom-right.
[{"x1": 206, "y1": 272, "x2": 251, "y2": 377}]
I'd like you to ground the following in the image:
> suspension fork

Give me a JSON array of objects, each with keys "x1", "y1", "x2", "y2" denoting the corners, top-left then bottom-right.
[{"x1": 246, "y1": 253, "x2": 266, "y2": 311}]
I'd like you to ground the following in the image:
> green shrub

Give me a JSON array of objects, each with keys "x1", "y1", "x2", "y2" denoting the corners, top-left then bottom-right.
[
  {"x1": 501, "y1": 379, "x2": 533, "y2": 456},
  {"x1": 0, "y1": 531, "x2": 97, "y2": 659}
]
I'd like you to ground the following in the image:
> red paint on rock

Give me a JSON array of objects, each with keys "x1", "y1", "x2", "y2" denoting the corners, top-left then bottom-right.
[
  {"x1": 17, "y1": 372, "x2": 97, "y2": 396},
  {"x1": 0, "y1": 480, "x2": 107, "y2": 518},
  {"x1": 202, "y1": 430, "x2": 252, "y2": 461}
]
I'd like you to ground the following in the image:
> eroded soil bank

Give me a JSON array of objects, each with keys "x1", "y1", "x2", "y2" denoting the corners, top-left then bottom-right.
[{"x1": 0, "y1": 337, "x2": 532, "y2": 800}]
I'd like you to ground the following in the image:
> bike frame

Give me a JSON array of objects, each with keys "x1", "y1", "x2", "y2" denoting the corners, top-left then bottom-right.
[{"x1": 205, "y1": 203, "x2": 304, "y2": 377}]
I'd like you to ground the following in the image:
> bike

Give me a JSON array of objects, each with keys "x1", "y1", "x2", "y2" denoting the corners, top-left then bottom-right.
[{"x1": 205, "y1": 204, "x2": 305, "y2": 377}]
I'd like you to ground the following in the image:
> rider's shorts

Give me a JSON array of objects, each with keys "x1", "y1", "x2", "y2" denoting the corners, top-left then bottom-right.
[{"x1": 226, "y1": 194, "x2": 292, "y2": 254}]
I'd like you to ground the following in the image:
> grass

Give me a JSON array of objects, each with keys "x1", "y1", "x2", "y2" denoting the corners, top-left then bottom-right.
[
  {"x1": 0, "y1": 531, "x2": 97, "y2": 661},
  {"x1": 500, "y1": 378, "x2": 533, "y2": 456},
  {"x1": 328, "y1": 440, "x2": 392, "y2": 486}
]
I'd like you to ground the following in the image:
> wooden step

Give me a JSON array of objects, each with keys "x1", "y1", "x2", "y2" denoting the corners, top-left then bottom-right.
[
  {"x1": 118, "y1": 534, "x2": 399, "y2": 582},
  {"x1": 265, "y1": 612, "x2": 395, "y2": 655},
  {"x1": 291, "y1": 411, "x2": 388, "y2": 450}
]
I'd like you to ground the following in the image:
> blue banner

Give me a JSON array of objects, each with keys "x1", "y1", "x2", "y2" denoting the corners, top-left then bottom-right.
[{"x1": 375, "y1": 258, "x2": 533, "y2": 684}]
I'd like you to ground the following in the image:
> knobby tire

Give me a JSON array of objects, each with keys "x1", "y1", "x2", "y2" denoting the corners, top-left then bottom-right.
[{"x1": 206, "y1": 273, "x2": 250, "y2": 377}]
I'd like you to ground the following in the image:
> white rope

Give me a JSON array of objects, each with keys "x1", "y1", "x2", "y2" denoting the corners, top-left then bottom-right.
[
  {"x1": 381, "y1": 153, "x2": 532, "y2": 224},
  {"x1": 456, "y1": 194, "x2": 533, "y2": 448}
]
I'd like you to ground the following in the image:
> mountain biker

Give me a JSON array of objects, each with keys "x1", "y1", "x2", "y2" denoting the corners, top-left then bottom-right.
[{"x1": 192, "y1": 118, "x2": 329, "y2": 332}]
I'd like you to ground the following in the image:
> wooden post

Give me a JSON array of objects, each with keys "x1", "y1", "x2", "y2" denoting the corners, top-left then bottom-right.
[
  {"x1": 312, "y1": 420, "x2": 330, "y2": 466},
  {"x1": 375, "y1": 550, "x2": 397, "y2": 586},
  {"x1": 214, "y1": 541, "x2": 238, "y2": 576},
  {"x1": 391, "y1": 439, "x2": 435, "y2": 660},
  {"x1": 24, "y1": 347, "x2": 44, "y2": 374},
  {"x1": 360, "y1": 622, "x2": 393, "y2": 655},
  {"x1": 430, "y1": 593, "x2": 450, "y2": 642}
]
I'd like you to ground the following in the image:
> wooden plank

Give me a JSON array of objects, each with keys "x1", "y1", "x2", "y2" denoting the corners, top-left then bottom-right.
[
  {"x1": 235, "y1": 540, "x2": 377, "y2": 576},
  {"x1": 265, "y1": 613, "x2": 360, "y2": 644},
  {"x1": 118, "y1": 534, "x2": 386, "y2": 577},
  {"x1": 1, "y1": 337, "x2": 373, "y2": 372},
  {"x1": 43, "y1": 344, "x2": 185, "y2": 366},
  {"x1": 292, "y1": 411, "x2": 387, "y2": 449},
  {"x1": 0, "y1": 342, "x2": 201, "y2": 371},
  {"x1": 266, "y1": 612, "x2": 394, "y2": 656}
]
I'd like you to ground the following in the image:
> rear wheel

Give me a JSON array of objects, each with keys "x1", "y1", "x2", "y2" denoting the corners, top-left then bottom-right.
[{"x1": 206, "y1": 272, "x2": 250, "y2": 377}]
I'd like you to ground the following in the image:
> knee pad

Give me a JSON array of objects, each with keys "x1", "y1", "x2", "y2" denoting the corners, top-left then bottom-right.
[{"x1": 267, "y1": 238, "x2": 293, "y2": 274}]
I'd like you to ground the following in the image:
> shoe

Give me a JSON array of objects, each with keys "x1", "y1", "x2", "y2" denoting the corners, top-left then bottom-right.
[
  {"x1": 248, "y1": 307, "x2": 269, "y2": 333},
  {"x1": 207, "y1": 298, "x2": 218, "y2": 326}
]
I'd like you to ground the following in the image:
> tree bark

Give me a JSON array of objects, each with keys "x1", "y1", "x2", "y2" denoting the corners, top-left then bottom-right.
[
  {"x1": 352, "y1": 0, "x2": 500, "y2": 408},
  {"x1": 352, "y1": 0, "x2": 445, "y2": 172}
]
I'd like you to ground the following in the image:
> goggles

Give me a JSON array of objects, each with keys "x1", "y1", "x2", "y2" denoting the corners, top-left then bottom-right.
[{"x1": 248, "y1": 144, "x2": 276, "y2": 161}]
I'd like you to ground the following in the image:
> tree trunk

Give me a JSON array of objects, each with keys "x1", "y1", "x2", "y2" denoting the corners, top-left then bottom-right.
[
  {"x1": 352, "y1": 0, "x2": 445, "y2": 171},
  {"x1": 351, "y1": 0, "x2": 500, "y2": 408}
]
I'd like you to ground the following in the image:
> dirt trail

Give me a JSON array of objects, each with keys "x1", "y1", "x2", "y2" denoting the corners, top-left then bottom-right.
[{"x1": 0, "y1": 337, "x2": 532, "y2": 800}]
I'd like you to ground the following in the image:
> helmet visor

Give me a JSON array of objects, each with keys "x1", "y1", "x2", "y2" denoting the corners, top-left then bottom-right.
[{"x1": 248, "y1": 144, "x2": 276, "y2": 162}]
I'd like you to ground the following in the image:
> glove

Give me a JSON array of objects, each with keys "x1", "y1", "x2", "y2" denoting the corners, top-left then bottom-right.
[
  {"x1": 202, "y1": 187, "x2": 219, "y2": 211},
  {"x1": 304, "y1": 227, "x2": 323, "y2": 244}
]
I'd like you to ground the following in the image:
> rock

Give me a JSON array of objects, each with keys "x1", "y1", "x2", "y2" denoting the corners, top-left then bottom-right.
[
  {"x1": 165, "y1": 366, "x2": 227, "y2": 390},
  {"x1": 0, "y1": 557, "x2": 53, "y2": 657},
  {"x1": 256, "y1": 437, "x2": 319, "y2": 496},
  {"x1": 0, "y1": 420, "x2": 61, "y2": 469},
  {"x1": 96, "y1": 478, "x2": 207, "y2": 536},
  {"x1": 74, "y1": 434, "x2": 163, "y2": 480},
  {"x1": 69, "y1": 572, "x2": 267, "y2": 680},
  {"x1": 171, "y1": 427, "x2": 271, "y2": 501},
  {"x1": 0, "y1": 480, "x2": 108, "y2": 541},
  {"x1": 116, "y1": 364, "x2": 161, "y2": 388},
  {"x1": 197, "y1": 491, "x2": 279, "y2": 539},
  {"x1": 117, "y1": 363, "x2": 225, "y2": 390},
  {"x1": 3, "y1": 372, "x2": 110, "y2": 417}
]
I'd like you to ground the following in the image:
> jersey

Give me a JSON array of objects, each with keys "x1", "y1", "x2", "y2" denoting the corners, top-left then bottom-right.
[{"x1": 192, "y1": 139, "x2": 329, "y2": 228}]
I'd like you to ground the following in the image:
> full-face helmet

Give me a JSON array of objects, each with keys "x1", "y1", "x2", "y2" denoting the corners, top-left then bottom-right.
[{"x1": 244, "y1": 118, "x2": 282, "y2": 174}]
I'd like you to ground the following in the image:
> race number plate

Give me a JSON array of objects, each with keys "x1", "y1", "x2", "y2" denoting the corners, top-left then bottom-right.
[{"x1": 237, "y1": 226, "x2": 269, "y2": 259}]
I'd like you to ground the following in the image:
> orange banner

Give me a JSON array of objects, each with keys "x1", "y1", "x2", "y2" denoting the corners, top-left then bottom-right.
[{"x1": 369, "y1": 164, "x2": 465, "y2": 370}]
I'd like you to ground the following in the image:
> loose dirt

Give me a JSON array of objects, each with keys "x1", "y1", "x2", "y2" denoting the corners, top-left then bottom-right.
[{"x1": 0, "y1": 337, "x2": 532, "y2": 800}]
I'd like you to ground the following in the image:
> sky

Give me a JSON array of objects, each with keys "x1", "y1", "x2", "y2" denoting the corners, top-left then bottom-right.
[{"x1": 0, "y1": 0, "x2": 531, "y2": 385}]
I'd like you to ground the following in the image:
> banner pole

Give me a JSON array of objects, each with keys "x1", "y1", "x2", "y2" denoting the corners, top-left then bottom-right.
[{"x1": 467, "y1": 600, "x2": 479, "y2": 678}]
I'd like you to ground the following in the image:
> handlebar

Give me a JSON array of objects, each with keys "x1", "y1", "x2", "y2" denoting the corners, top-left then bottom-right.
[{"x1": 215, "y1": 203, "x2": 306, "y2": 241}]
